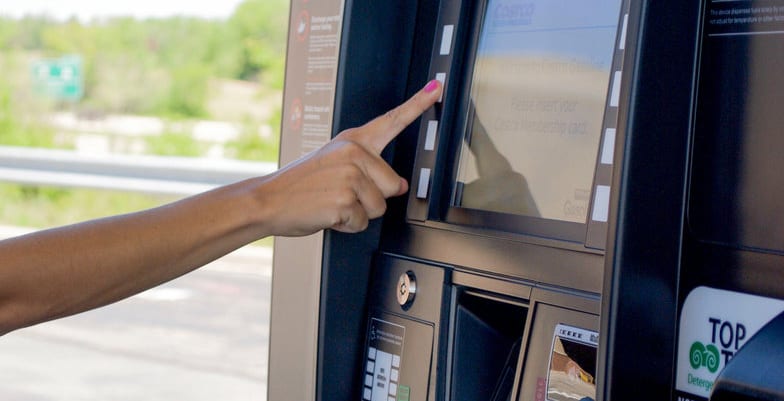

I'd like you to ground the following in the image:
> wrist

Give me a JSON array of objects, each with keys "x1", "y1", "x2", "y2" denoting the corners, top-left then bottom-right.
[{"x1": 240, "y1": 175, "x2": 280, "y2": 239}]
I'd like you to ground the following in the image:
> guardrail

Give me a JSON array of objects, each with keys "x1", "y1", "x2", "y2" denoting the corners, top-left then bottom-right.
[{"x1": 0, "y1": 145, "x2": 279, "y2": 196}]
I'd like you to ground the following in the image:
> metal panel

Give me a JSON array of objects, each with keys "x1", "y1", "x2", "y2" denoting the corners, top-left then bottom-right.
[{"x1": 268, "y1": 1, "x2": 346, "y2": 400}]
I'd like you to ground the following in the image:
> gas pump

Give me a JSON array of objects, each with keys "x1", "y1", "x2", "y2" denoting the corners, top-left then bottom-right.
[{"x1": 269, "y1": 1, "x2": 784, "y2": 401}]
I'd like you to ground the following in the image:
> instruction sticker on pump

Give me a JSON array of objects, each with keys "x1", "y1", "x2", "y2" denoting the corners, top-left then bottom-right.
[
  {"x1": 675, "y1": 286, "x2": 784, "y2": 400},
  {"x1": 363, "y1": 318, "x2": 406, "y2": 401}
]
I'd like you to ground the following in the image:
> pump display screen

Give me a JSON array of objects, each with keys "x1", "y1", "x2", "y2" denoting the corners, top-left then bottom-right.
[
  {"x1": 546, "y1": 324, "x2": 598, "y2": 401},
  {"x1": 453, "y1": 0, "x2": 622, "y2": 223}
]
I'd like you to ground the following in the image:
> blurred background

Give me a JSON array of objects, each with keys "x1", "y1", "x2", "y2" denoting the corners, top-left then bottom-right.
[{"x1": 0, "y1": 1, "x2": 288, "y2": 399}]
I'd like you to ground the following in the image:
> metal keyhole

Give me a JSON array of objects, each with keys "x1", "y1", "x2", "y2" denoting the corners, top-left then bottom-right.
[{"x1": 396, "y1": 271, "x2": 417, "y2": 307}]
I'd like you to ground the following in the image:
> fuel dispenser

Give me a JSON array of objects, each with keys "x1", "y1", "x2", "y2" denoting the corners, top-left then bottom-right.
[{"x1": 269, "y1": 1, "x2": 784, "y2": 401}]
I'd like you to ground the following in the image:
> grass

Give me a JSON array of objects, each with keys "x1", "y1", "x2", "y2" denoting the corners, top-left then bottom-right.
[{"x1": 0, "y1": 183, "x2": 174, "y2": 228}]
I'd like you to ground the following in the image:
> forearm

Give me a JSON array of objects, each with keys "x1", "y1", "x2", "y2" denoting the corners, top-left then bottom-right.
[
  {"x1": 0, "y1": 177, "x2": 269, "y2": 334},
  {"x1": 0, "y1": 79, "x2": 442, "y2": 335}
]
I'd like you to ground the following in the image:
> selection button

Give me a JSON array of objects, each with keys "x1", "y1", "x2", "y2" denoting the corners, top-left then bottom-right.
[
  {"x1": 416, "y1": 168, "x2": 431, "y2": 199},
  {"x1": 435, "y1": 73, "x2": 446, "y2": 102},
  {"x1": 440, "y1": 25, "x2": 455, "y2": 55},
  {"x1": 424, "y1": 120, "x2": 438, "y2": 151}
]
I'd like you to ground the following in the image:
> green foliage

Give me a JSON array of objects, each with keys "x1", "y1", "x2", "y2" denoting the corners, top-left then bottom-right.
[
  {"x1": 163, "y1": 64, "x2": 211, "y2": 118},
  {"x1": 226, "y1": 126, "x2": 278, "y2": 162},
  {"x1": 0, "y1": 18, "x2": 17, "y2": 48},
  {"x1": 0, "y1": 79, "x2": 59, "y2": 148},
  {"x1": 0, "y1": 2, "x2": 287, "y2": 236},
  {"x1": 145, "y1": 131, "x2": 205, "y2": 157},
  {"x1": 0, "y1": 16, "x2": 49, "y2": 50},
  {"x1": 230, "y1": 0, "x2": 289, "y2": 85},
  {"x1": 0, "y1": 183, "x2": 173, "y2": 228},
  {"x1": 0, "y1": 0, "x2": 289, "y2": 116}
]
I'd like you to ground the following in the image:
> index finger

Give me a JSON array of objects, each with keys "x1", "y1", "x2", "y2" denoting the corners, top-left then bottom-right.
[{"x1": 355, "y1": 79, "x2": 442, "y2": 154}]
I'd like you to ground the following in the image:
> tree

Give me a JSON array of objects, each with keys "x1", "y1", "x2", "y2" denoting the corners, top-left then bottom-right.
[{"x1": 229, "y1": 0, "x2": 289, "y2": 85}]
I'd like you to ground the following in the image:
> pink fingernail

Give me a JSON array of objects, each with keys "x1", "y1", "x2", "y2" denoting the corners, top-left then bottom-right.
[{"x1": 424, "y1": 80, "x2": 439, "y2": 93}]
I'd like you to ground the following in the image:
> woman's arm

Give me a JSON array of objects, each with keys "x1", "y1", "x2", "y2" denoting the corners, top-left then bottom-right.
[{"x1": 0, "y1": 80, "x2": 442, "y2": 335}]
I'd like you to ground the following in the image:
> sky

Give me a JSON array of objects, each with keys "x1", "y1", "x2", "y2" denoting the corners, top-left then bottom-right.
[{"x1": 0, "y1": 0, "x2": 246, "y2": 21}]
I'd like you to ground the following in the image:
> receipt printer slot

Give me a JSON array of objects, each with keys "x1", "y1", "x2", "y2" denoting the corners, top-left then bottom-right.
[{"x1": 450, "y1": 291, "x2": 527, "y2": 401}]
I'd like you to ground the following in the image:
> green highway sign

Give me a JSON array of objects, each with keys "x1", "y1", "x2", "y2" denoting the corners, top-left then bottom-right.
[{"x1": 31, "y1": 55, "x2": 84, "y2": 101}]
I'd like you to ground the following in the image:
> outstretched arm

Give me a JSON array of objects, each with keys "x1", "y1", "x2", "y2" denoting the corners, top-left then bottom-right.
[{"x1": 0, "y1": 80, "x2": 442, "y2": 335}]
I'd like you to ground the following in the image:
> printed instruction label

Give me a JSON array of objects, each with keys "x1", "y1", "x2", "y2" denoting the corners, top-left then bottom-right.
[{"x1": 363, "y1": 318, "x2": 405, "y2": 401}]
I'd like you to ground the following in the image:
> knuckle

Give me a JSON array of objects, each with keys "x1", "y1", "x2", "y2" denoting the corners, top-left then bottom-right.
[
  {"x1": 328, "y1": 212, "x2": 343, "y2": 229},
  {"x1": 385, "y1": 107, "x2": 401, "y2": 122},
  {"x1": 339, "y1": 164, "x2": 364, "y2": 182},
  {"x1": 384, "y1": 107, "x2": 403, "y2": 130},
  {"x1": 336, "y1": 209, "x2": 368, "y2": 233},
  {"x1": 337, "y1": 127, "x2": 358, "y2": 140},
  {"x1": 337, "y1": 140, "x2": 364, "y2": 159},
  {"x1": 351, "y1": 213, "x2": 369, "y2": 232},
  {"x1": 334, "y1": 188, "x2": 357, "y2": 208},
  {"x1": 357, "y1": 220, "x2": 369, "y2": 231},
  {"x1": 368, "y1": 201, "x2": 387, "y2": 219},
  {"x1": 348, "y1": 140, "x2": 366, "y2": 157}
]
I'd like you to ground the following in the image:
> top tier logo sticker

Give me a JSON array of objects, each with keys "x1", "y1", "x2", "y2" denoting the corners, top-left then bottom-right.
[{"x1": 689, "y1": 341, "x2": 720, "y2": 373}]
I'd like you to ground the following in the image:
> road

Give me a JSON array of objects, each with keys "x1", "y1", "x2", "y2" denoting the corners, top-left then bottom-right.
[{"x1": 0, "y1": 226, "x2": 271, "y2": 401}]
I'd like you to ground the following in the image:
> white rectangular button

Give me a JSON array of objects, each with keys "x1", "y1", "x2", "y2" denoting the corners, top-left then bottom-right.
[
  {"x1": 368, "y1": 347, "x2": 377, "y2": 360},
  {"x1": 440, "y1": 25, "x2": 455, "y2": 55},
  {"x1": 435, "y1": 73, "x2": 446, "y2": 102},
  {"x1": 425, "y1": 120, "x2": 438, "y2": 151},
  {"x1": 609, "y1": 71, "x2": 622, "y2": 107},
  {"x1": 389, "y1": 383, "x2": 398, "y2": 396},
  {"x1": 365, "y1": 374, "x2": 373, "y2": 387},
  {"x1": 391, "y1": 369, "x2": 399, "y2": 382},
  {"x1": 416, "y1": 168, "x2": 431, "y2": 199},
  {"x1": 592, "y1": 185, "x2": 611, "y2": 222},
  {"x1": 619, "y1": 14, "x2": 628, "y2": 50},
  {"x1": 392, "y1": 354, "x2": 401, "y2": 368},
  {"x1": 364, "y1": 388, "x2": 372, "y2": 401},
  {"x1": 601, "y1": 128, "x2": 616, "y2": 165},
  {"x1": 371, "y1": 351, "x2": 392, "y2": 401},
  {"x1": 366, "y1": 360, "x2": 375, "y2": 373}
]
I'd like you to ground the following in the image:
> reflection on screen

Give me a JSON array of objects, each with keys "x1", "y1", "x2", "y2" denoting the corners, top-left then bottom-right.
[
  {"x1": 547, "y1": 336, "x2": 597, "y2": 401},
  {"x1": 454, "y1": 0, "x2": 622, "y2": 223}
]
